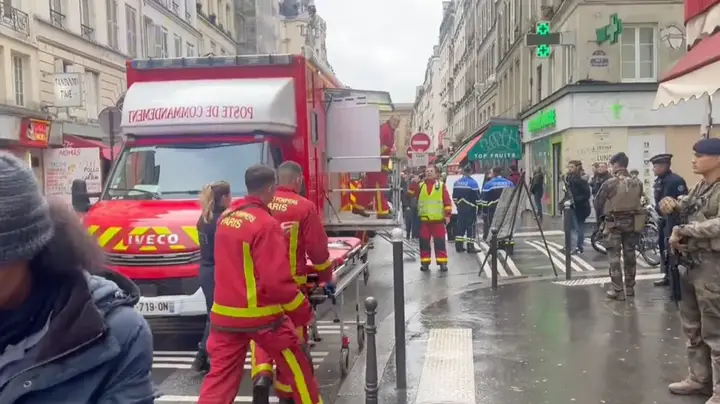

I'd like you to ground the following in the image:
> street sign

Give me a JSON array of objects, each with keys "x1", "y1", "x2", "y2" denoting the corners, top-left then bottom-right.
[
  {"x1": 405, "y1": 146, "x2": 413, "y2": 159},
  {"x1": 524, "y1": 21, "x2": 554, "y2": 59},
  {"x1": 409, "y1": 132, "x2": 431, "y2": 152},
  {"x1": 98, "y1": 106, "x2": 121, "y2": 136},
  {"x1": 411, "y1": 152, "x2": 429, "y2": 167}
]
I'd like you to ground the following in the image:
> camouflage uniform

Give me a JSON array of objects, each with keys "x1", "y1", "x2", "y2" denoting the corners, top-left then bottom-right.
[
  {"x1": 593, "y1": 168, "x2": 645, "y2": 300},
  {"x1": 667, "y1": 179, "x2": 720, "y2": 401}
]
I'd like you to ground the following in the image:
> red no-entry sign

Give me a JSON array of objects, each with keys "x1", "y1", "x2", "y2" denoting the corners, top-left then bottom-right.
[
  {"x1": 410, "y1": 132, "x2": 431, "y2": 152},
  {"x1": 405, "y1": 146, "x2": 413, "y2": 158}
]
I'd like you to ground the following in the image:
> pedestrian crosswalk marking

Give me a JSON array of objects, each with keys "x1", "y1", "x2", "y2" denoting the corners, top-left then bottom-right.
[
  {"x1": 545, "y1": 241, "x2": 596, "y2": 271},
  {"x1": 523, "y1": 240, "x2": 566, "y2": 272},
  {"x1": 553, "y1": 273, "x2": 664, "y2": 286},
  {"x1": 153, "y1": 351, "x2": 327, "y2": 370},
  {"x1": 474, "y1": 242, "x2": 508, "y2": 277},
  {"x1": 582, "y1": 239, "x2": 656, "y2": 268},
  {"x1": 415, "y1": 328, "x2": 475, "y2": 403}
]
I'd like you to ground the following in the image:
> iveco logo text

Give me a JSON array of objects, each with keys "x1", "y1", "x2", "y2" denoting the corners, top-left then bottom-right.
[{"x1": 127, "y1": 234, "x2": 179, "y2": 245}]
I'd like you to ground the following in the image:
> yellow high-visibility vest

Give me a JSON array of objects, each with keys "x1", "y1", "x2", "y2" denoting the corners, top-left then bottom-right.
[{"x1": 418, "y1": 182, "x2": 445, "y2": 221}]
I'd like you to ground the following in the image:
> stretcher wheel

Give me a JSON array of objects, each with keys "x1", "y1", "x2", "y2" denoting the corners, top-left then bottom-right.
[
  {"x1": 356, "y1": 324, "x2": 365, "y2": 351},
  {"x1": 363, "y1": 268, "x2": 370, "y2": 285},
  {"x1": 340, "y1": 347, "x2": 350, "y2": 377}
]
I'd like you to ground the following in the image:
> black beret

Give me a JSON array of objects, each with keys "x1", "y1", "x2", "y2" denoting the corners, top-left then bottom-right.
[
  {"x1": 609, "y1": 152, "x2": 628, "y2": 164},
  {"x1": 693, "y1": 138, "x2": 720, "y2": 156},
  {"x1": 649, "y1": 153, "x2": 673, "y2": 165}
]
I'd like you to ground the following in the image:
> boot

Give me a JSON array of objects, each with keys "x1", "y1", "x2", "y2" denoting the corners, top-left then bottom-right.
[
  {"x1": 252, "y1": 376, "x2": 273, "y2": 404},
  {"x1": 606, "y1": 289, "x2": 626, "y2": 301},
  {"x1": 654, "y1": 278, "x2": 669, "y2": 287},
  {"x1": 625, "y1": 287, "x2": 635, "y2": 297},
  {"x1": 466, "y1": 243, "x2": 477, "y2": 253},
  {"x1": 420, "y1": 263, "x2": 430, "y2": 272},
  {"x1": 668, "y1": 378, "x2": 712, "y2": 396},
  {"x1": 455, "y1": 243, "x2": 465, "y2": 252},
  {"x1": 191, "y1": 350, "x2": 210, "y2": 372},
  {"x1": 278, "y1": 399, "x2": 295, "y2": 404},
  {"x1": 439, "y1": 264, "x2": 448, "y2": 272}
]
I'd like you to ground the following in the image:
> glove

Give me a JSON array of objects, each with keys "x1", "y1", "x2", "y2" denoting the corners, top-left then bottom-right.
[
  {"x1": 659, "y1": 197, "x2": 679, "y2": 216},
  {"x1": 324, "y1": 283, "x2": 336, "y2": 296}
]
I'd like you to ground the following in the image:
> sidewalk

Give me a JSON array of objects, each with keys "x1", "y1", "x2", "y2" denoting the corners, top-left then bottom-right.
[{"x1": 335, "y1": 274, "x2": 703, "y2": 404}]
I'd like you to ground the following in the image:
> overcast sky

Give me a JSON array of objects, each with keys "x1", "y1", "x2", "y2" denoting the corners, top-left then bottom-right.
[{"x1": 314, "y1": 0, "x2": 444, "y2": 104}]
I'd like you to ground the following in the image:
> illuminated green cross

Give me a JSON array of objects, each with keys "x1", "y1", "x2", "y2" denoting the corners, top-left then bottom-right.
[
  {"x1": 536, "y1": 45, "x2": 551, "y2": 58},
  {"x1": 605, "y1": 14, "x2": 622, "y2": 44},
  {"x1": 536, "y1": 22, "x2": 550, "y2": 36}
]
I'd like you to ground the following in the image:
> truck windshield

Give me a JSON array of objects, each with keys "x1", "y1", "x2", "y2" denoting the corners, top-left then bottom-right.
[{"x1": 103, "y1": 142, "x2": 265, "y2": 200}]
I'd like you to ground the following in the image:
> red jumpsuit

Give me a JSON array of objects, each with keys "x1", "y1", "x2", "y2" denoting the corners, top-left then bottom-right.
[
  {"x1": 198, "y1": 196, "x2": 322, "y2": 404},
  {"x1": 358, "y1": 121, "x2": 395, "y2": 218},
  {"x1": 253, "y1": 187, "x2": 333, "y2": 399},
  {"x1": 409, "y1": 179, "x2": 452, "y2": 265}
]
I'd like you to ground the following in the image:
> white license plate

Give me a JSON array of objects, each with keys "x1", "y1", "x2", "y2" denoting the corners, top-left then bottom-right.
[{"x1": 134, "y1": 301, "x2": 175, "y2": 315}]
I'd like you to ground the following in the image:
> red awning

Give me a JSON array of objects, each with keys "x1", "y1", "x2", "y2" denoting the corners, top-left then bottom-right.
[
  {"x1": 62, "y1": 135, "x2": 120, "y2": 160},
  {"x1": 447, "y1": 135, "x2": 482, "y2": 166}
]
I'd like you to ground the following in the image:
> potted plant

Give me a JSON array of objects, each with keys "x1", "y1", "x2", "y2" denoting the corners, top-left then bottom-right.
[{"x1": 209, "y1": 13, "x2": 217, "y2": 23}]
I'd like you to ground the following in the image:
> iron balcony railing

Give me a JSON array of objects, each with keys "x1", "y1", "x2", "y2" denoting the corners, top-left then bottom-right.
[
  {"x1": 49, "y1": 8, "x2": 64, "y2": 28},
  {"x1": 1, "y1": 5, "x2": 29, "y2": 35},
  {"x1": 81, "y1": 24, "x2": 94, "y2": 40}
]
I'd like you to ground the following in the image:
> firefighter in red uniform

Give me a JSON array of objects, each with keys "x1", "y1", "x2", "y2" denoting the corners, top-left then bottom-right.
[
  {"x1": 358, "y1": 114, "x2": 398, "y2": 218},
  {"x1": 409, "y1": 165, "x2": 452, "y2": 272},
  {"x1": 198, "y1": 165, "x2": 323, "y2": 404},
  {"x1": 252, "y1": 161, "x2": 334, "y2": 404}
]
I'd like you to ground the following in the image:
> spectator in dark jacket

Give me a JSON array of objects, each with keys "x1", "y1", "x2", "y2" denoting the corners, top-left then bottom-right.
[
  {"x1": 508, "y1": 164, "x2": 521, "y2": 185},
  {"x1": 0, "y1": 152, "x2": 154, "y2": 404},
  {"x1": 589, "y1": 162, "x2": 612, "y2": 196},
  {"x1": 405, "y1": 174, "x2": 421, "y2": 239},
  {"x1": 562, "y1": 160, "x2": 592, "y2": 254},
  {"x1": 529, "y1": 165, "x2": 545, "y2": 219},
  {"x1": 193, "y1": 180, "x2": 232, "y2": 372}
]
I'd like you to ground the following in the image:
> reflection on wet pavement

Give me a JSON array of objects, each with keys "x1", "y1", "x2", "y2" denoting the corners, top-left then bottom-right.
[{"x1": 376, "y1": 280, "x2": 706, "y2": 404}]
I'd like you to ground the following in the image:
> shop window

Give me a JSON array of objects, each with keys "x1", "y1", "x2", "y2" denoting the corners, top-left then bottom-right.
[{"x1": 621, "y1": 26, "x2": 656, "y2": 82}]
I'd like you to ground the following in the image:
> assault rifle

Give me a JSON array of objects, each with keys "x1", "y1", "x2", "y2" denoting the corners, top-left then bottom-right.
[{"x1": 666, "y1": 210, "x2": 687, "y2": 307}]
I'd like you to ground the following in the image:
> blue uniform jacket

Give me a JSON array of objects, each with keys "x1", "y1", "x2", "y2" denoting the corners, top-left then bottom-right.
[
  {"x1": 452, "y1": 175, "x2": 481, "y2": 212},
  {"x1": 479, "y1": 176, "x2": 514, "y2": 214}
]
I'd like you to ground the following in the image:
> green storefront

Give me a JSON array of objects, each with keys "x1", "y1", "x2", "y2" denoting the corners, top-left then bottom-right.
[{"x1": 467, "y1": 122, "x2": 522, "y2": 171}]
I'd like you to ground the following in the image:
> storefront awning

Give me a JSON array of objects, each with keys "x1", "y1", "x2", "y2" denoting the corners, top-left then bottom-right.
[
  {"x1": 446, "y1": 135, "x2": 482, "y2": 167},
  {"x1": 654, "y1": 0, "x2": 720, "y2": 108},
  {"x1": 63, "y1": 135, "x2": 121, "y2": 160},
  {"x1": 654, "y1": 32, "x2": 720, "y2": 108},
  {"x1": 467, "y1": 124, "x2": 521, "y2": 161}
]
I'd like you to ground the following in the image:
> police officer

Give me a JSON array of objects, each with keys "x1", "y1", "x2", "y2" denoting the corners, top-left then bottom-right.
[
  {"x1": 594, "y1": 152, "x2": 645, "y2": 300},
  {"x1": 660, "y1": 138, "x2": 720, "y2": 401},
  {"x1": 650, "y1": 153, "x2": 688, "y2": 287},
  {"x1": 452, "y1": 165, "x2": 481, "y2": 253}
]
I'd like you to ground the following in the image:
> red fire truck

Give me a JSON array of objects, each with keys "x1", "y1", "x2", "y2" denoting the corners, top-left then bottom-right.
[{"x1": 76, "y1": 54, "x2": 399, "y2": 360}]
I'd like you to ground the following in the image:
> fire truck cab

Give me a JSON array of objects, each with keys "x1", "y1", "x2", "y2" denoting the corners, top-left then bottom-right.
[{"x1": 77, "y1": 53, "x2": 403, "y2": 321}]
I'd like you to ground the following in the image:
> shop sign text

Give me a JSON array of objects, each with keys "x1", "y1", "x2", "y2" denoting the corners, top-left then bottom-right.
[{"x1": 528, "y1": 109, "x2": 556, "y2": 135}]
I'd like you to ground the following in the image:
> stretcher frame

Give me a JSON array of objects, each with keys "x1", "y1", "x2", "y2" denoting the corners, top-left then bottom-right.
[{"x1": 312, "y1": 241, "x2": 371, "y2": 376}]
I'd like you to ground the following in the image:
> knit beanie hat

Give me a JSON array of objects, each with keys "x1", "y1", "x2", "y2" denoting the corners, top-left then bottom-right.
[{"x1": 0, "y1": 151, "x2": 54, "y2": 266}]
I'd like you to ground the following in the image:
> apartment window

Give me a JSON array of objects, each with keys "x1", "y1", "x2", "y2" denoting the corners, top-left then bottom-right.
[
  {"x1": 185, "y1": 0, "x2": 192, "y2": 20},
  {"x1": 84, "y1": 71, "x2": 100, "y2": 119},
  {"x1": 159, "y1": 26, "x2": 168, "y2": 57},
  {"x1": 12, "y1": 54, "x2": 25, "y2": 106},
  {"x1": 210, "y1": 41, "x2": 216, "y2": 55},
  {"x1": 143, "y1": 17, "x2": 154, "y2": 57},
  {"x1": 106, "y1": 0, "x2": 119, "y2": 49},
  {"x1": 50, "y1": 0, "x2": 65, "y2": 27},
  {"x1": 621, "y1": 26, "x2": 656, "y2": 82},
  {"x1": 225, "y1": 4, "x2": 231, "y2": 29},
  {"x1": 80, "y1": 0, "x2": 94, "y2": 40},
  {"x1": 126, "y1": 5, "x2": 138, "y2": 57},
  {"x1": 54, "y1": 58, "x2": 71, "y2": 73},
  {"x1": 536, "y1": 64, "x2": 542, "y2": 103},
  {"x1": 174, "y1": 34, "x2": 182, "y2": 57},
  {"x1": 186, "y1": 42, "x2": 195, "y2": 57}
]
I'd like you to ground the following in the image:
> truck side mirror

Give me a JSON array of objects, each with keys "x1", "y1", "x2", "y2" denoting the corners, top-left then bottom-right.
[{"x1": 71, "y1": 179, "x2": 93, "y2": 213}]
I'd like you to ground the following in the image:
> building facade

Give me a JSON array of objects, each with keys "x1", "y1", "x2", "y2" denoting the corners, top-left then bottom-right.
[
  {"x1": 410, "y1": 46, "x2": 445, "y2": 152},
  {"x1": 277, "y1": 0, "x2": 329, "y2": 67},
  {"x1": 235, "y1": 0, "x2": 278, "y2": 53},
  {"x1": 437, "y1": 1, "x2": 454, "y2": 149},
  {"x1": 196, "y1": 0, "x2": 237, "y2": 55},
  {"x1": 520, "y1": 0, "x2": 686, "y2": 215}
]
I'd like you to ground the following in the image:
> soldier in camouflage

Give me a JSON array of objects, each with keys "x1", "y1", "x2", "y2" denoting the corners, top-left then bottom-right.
[
  {"x1": 661, "y1": 138, "x2": 720, "y2": 402},
  {"x1": 594, "y1": 152, "x2": 645, "y2": 301}
]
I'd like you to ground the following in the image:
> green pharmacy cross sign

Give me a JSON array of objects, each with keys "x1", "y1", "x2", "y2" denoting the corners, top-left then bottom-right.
[
  {"x1": 536, "y1": 22, "x2": 551, "y2": 58},
  {"x1": 596, "y1": 14, "x2": 623, "y2": 45},
  {"x1": 528, "y1": 109, "x2": 556, "y2": 134}
]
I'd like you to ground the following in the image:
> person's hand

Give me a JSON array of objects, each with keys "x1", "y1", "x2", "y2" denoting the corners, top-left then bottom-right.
[
  {"x1": 669, "y1": 228, "x2": 684, "y2": 252},
  {"x1": 659, "y1": 197, "x2": 679, "y2": 215},
  {"x1": 445, "y1": 216, "x2": 451, "y2": 224}
]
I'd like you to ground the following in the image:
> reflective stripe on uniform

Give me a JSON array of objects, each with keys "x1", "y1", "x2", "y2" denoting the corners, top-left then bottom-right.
[
  {"x1": 272, "y1": 326, "x2": 306, "y2": 394},
  {"x1": 288, "y1": 222, "x2": 301, "y2": 284},
  {"x1": 281, "y1": 349, "x2": 322, "y2": 404},
  {"x1": 313, "y1": 260, "x2": 332, "y2": 271}
]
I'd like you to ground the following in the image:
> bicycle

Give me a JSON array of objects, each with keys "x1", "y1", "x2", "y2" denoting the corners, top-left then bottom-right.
[{"x1": 590, "y1": 205, "x2": 661, "y2": 267}]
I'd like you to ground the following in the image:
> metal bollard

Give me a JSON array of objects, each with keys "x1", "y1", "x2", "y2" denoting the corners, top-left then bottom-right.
[
  {"x1": 490, "y1": 228, "x2": 499, "y2": 290},
  {"x1": 390, "y1": 227, "x2": 407, "y2": 389},
  {"x1": 364, "y1": 297, "x2": 379, "y2": 404},
  {"x1": 563, "y1": 201, "x2": 573, "y2": 280}
]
